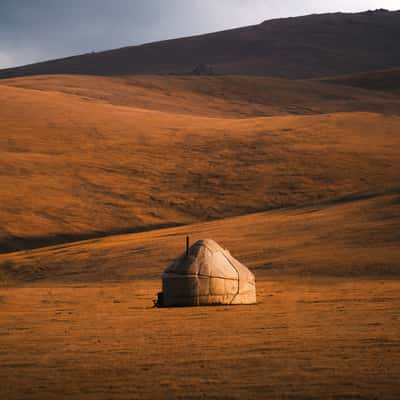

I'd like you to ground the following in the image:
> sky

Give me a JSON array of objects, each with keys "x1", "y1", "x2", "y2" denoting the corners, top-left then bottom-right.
[{"x1": 1, "y1": 0, "x2": 399, "y2": 69}]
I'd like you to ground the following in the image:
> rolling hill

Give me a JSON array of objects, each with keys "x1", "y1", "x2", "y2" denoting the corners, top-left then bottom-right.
[
  {"x1": 1, "y1": 74, "x2": 400, "y2": 254},
  {"x1": 1, "y1": 191, "x2": 399, "y2": 285},
  {"x1": 0, "y1": 9, "x2": 399, "y2": 80},
  {"x1": 3, "y1": 73, "x2": 400, "y2": 117},
  {"x1": 322, "y1": 67, "x2": 400, "y2": 94}
]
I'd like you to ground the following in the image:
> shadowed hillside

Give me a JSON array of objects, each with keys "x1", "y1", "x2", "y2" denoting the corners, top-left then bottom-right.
[
  {"x1": 0, "y1": 9, "x2": 399, "y2": 79},
  {"x1": 3, "y1": 74, "x2": 400, "y2": 117},
  {"x1": 322, "y1": 68, "x2": 400, "y2": 94},
  {"x1": 1, "y1": 192, "x2": 399, "y2": 285}
]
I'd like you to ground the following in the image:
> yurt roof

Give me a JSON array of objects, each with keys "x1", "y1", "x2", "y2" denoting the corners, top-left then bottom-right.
[{"x1": 164, "y1": 239, "x2": 254, "y2": 281}]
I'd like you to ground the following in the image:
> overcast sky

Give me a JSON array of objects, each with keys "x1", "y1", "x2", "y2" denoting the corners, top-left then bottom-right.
[{"x1": 1, "y1": 0, "x2": 399, "y2": 69}]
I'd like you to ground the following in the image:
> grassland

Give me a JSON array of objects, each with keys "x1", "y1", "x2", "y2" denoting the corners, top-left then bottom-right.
[
  {"x1": 1, "y1": 75, "x2": 400, "y2": 252},
  {"x1": 1, "y1": 279, "x2": 399, "y2": 400},
  {"x1": 0, "y1": 192, "x2": 399, "y2": 284},
  {"x1": 0, "y1": 72, "x2": 400, "y2": 399}
]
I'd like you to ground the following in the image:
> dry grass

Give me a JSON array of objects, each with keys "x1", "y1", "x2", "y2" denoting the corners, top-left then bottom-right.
[
  {"x1": 1, "y1": 75, "x2": 400, "y2": 252},
  {"x1": 322, "y1": 67, "x2": 400, "y2": 94},
  {"x1": 1, "y1": 280, "x2": 399, "y2": 399},
  {"x1": 1, "y1": 73, "x2": 400, "y2": 399},
  {"x1": 1, "y1": 192, "x2": 399, "y2": 284},
  {"x1": 3, "y1": 74, "x2": 400, "y2": 117}
]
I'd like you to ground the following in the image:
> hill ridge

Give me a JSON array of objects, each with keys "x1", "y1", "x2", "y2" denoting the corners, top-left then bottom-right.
[{"x1": 1, "y1": 9, "x2": 400, "y2": 79}]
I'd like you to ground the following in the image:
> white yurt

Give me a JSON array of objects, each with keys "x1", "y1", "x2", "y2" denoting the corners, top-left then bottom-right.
[{"x1": 161, "y1": 238, "x2": 256, "y2": 307}]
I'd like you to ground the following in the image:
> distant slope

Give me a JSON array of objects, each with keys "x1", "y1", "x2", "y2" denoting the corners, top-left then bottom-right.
[
  {"x1": 1, "y1": 193, "x2": 399, "y2": 284},
  {"x1": 321, "y1": 68, "x2": 400, "y2": 94},
  {"x1": 1, "y1": 76, "x2": 400, "y2": 252},
  {"x1": 3, "y1": 74, "x2": 400, "y2": 117},
  {"x1": 0, "y1": 9, "x2": 399, "y2": 79}
]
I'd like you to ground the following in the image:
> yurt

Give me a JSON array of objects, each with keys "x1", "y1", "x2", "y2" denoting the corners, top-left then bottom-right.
[{"x1": 160, "y1": 238, "x2": 256, "y2": 307}]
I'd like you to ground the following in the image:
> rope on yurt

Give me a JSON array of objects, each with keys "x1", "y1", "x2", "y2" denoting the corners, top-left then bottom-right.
[
  {"x1": 201, "y1": 242, "x2": 241, "y2": 304},
  {"x1": 220, "y1": 251, "x2": 240, "y2": 305}
]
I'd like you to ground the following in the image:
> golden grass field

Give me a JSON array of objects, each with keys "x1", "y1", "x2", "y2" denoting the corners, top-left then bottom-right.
[
  {"x1": 1, "y1": 75, "x2": 400, "y2": 252},
  {"x1": 1, "y1": 192, "x2": 400, "y2": 399},
  {"x1": 1, "y1": 73, "x2": 400, "y2": 399},
  {"x1": 1, "y1": 280, "x2": 399, "y2": 400},
  {"x1": 1, "y1": 192, "x2": 399, "y2": 283}
]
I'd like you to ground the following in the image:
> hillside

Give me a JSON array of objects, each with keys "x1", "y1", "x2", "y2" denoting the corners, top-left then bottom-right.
[
  {"x1": 1, "y1": 192, "x2": 399, "y2": 285},
  {"x1": 1, "y1": 75, "x2": 400, "y2": 253},
  {"x1": 0, "y1": 9, "x2": 399, "y2": 80},
  {"x1": 322, "y1": 67, "x2": 400, "y2": 94},
  {"x1": 3, "y1": 74, "x2": 400, "y2": 117}
]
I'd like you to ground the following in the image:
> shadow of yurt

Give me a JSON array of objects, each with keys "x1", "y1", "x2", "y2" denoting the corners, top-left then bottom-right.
[{"x1": 155, "y1": 237, "x2": 256, "y2": 307}]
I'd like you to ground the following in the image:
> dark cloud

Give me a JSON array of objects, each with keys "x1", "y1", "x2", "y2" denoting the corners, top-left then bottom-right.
[{"x1": 0, "y1": 0, "x2": 397, "y2": 68}]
